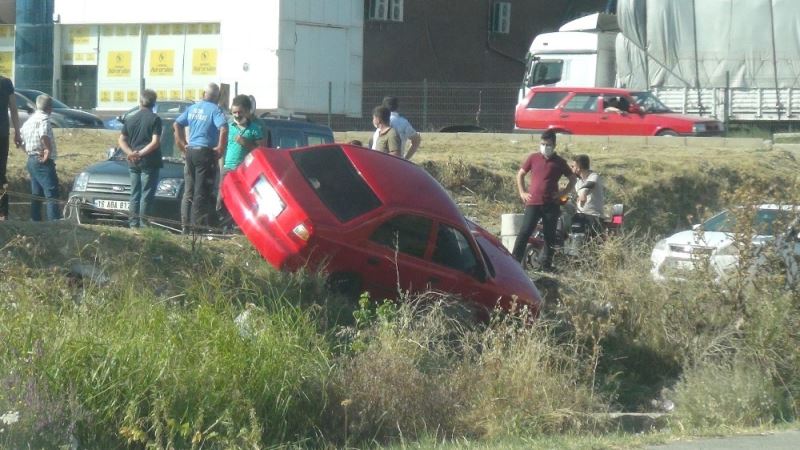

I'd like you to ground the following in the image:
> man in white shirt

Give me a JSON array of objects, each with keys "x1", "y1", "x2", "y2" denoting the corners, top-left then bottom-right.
[
  {"x1": 382, "y1": 96, "x2": 421, "y2": 159},
  {"x1": 20, "y1": 94, "x2": 61, "y2": 221},
  {"x1": 569, "y1": 154, "x2": 604, "y2": 237}
]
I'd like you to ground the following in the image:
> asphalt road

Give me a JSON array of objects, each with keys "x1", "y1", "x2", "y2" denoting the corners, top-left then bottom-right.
[{"x1": 647, "y1": 429, "x2": 800, "y2": 449}]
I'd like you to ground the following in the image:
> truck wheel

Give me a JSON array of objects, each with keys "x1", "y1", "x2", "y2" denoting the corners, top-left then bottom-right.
[{"x1": 657, "y1": 129, "x2": 679, "y2": 137}]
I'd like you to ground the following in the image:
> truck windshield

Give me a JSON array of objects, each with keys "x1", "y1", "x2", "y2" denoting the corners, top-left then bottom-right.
[
  {"x1": 291, "y1": 146, "x2": 382, "y2": 222},
  {"x1": 631, "y1": 92, "x2": 672, "y2": 113},
  {"x1": 525, "y1": 59, "x2": 563, "y2": 87}
]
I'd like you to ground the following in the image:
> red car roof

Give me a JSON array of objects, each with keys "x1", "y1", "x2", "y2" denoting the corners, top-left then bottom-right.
[
  {"x1": 336, "y1": 144, "x2": 467, "y2": 224},
  {"x1": 528, "y1": 86, "x2": 635, "y2": 96}
]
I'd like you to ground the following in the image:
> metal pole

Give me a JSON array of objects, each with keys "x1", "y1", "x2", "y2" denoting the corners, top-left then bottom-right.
[
  {"x1": 327, "y1": 81, "x2": 332, "y2": 128},
  {"x1": 691, "y1": 0, "x2": 703, "y2": 115},
  {"x1": 422, "y1": 78, "x2": 428, "y2": 131},
  {"x1": 724, "y1": 71, "x2": 730, "y2": 127},
  {"x1": 768, "y1": 0, "x2": 782, "y2": 121}
]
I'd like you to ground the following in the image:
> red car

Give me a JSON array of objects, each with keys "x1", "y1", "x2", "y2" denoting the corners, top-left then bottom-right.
[
  {"x1": 515, "y1": 86, "x2": 724, "y2": 136},
  {"x1": 221, "y1": 144, "x2": 542, "y2": 316}
]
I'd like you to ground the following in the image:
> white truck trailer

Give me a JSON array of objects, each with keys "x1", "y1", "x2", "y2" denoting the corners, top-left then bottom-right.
[{"x1": 520, "y1": 0, "x2": 800, "y2": 124}]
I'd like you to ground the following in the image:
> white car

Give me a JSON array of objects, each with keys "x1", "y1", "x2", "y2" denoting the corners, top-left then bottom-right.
[{"x1": 651, "y1": 204, "x2": 800, "y2": 282}]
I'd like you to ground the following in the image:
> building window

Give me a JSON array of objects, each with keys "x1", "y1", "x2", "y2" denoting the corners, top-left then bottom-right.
[
  {"x1": 368, "y1": 0, "x2": 403, "y2": 22},
  {"x1": 492, "y1": 1, "x2": 511, "y2": 34}
]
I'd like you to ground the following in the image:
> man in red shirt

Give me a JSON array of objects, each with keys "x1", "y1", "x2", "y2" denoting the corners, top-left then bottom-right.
[{"x1": 511, "y1": 130, "x2": 576, "y2": 271}]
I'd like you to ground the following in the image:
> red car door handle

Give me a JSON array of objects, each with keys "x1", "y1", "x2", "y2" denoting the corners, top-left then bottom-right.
[
  {"x1": 600, "y1": 116, "x2": 609, "y2": 120},
  {"x1": 559, "y1": 114, "x2": 569, "y2": 118},
  {"x1": 367, "y1": 257, "x2": 380, "y2": 266}
]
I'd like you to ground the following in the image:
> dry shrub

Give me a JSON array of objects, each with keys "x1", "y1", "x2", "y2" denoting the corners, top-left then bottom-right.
[
  {"x1": 324, "y1": 296, "x2": 475, "y2": 444},
  {"x1": 420, "y1": 158, "x2": 514, "y2": 202},
  {"x1": 671, "y1": 357, "x2": 783, "y2": 429},
  {"x1": 461, "y1": 319, "x2": 607, "y2": 438},
  {"x1": 323, "y1": 296, "x2": 606, "y2": 446}
]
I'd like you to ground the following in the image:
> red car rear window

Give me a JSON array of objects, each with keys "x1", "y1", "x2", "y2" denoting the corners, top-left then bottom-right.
[
  {"x1": 291, "y1": 146, "x2": 382, "y2": 222},
  {"x1": 527, "y1": 91, "x2": 569, "y2": 109}
]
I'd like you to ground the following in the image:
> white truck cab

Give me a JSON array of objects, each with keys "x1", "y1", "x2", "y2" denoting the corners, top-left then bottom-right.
[{"x1": 520, "y1": 13, "x2": 618, "y2": 102}]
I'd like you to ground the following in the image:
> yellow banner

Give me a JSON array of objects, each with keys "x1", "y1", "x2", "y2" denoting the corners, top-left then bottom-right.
[
  {"x1": 113, "y1": 91, "x2": 125, "y2": 102},
  {"x1": 100, "y1": 90, "x2": 111, "y2": 103},
  {"x1": 192, "y1": 48, "x2": 217, "y2": 75},
  {"x1": 149, "y1": 50, "x2": 174, "y2": 76},
  {"x1": 127, "y1": 91, "x2": 138, "y2": 102},
  {"x1": 0, "y1": 51, "x2": 13, "y2": 76},
  {"x1": 107, "y1": 51, "x2": 132, "y2": 77},
  {"x1": 70, "y1": 26, "x2": 91, "y2": 44},
  {"x1": 169, "y1": 89, "x2": 181, "y2": 100}
]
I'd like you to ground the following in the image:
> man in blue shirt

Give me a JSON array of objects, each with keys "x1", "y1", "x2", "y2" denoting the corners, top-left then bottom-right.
[{"x1": 174, "y1": 83, "x2": 228, "y2": 231}]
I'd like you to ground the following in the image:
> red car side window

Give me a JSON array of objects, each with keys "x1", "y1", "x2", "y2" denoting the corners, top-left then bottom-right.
[
  {"x1": 563, "y1": 94, "x2": 600, "y2": 112},
  {"x1": 370, "y1": 214, "x2": 433, "y2": 258},
  {"x1": 432, "y1": 224, "x2": 481, "y2": 277},
  {"x1": 527, "y1": 91, "x2": 569, "y2": 109}
]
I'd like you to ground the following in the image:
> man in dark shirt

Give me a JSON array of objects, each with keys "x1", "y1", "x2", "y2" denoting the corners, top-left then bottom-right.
[
  {"x1": 511, "y1": 129, "x2": 577, "y2": 271},
  {"x1": 174, "y1": 83, "x2": 228, "y2": 231},
  {"x1": 118, "y1": 89, "x2": 163, "y2": 228},
  {"x1": 0, "y1": 76, "x2": 23, "y2": 220}
]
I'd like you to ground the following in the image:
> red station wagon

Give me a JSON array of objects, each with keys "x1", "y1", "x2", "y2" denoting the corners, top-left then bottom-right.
[
  {"x1": 221, "y1": 144, "x2": 543, "y2": 316},
  {"x1": 515, "y1": 87, "x2": 724, "y2": 136}
]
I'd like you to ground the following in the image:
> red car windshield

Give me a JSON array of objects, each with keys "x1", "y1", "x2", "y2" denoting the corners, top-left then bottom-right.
[
  {"x1": 291, "y1": 146, "x2": 382, "y2": 222},
  {"x1": 631, "y1": 91, "x2": 672, "y2": 113}
]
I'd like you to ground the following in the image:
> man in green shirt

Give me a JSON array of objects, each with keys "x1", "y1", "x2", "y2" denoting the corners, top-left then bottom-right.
[{"x1": 217, "y1": 94, "x2": 264, "y2": 228}]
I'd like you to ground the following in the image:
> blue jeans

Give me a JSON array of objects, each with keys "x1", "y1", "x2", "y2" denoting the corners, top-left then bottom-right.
[
  {"x1": 26, "y1": 157, "x2": 61, "y2": 221},
  {"x1": 129, "y1": 166, "x2": 160, "y2": 227}
]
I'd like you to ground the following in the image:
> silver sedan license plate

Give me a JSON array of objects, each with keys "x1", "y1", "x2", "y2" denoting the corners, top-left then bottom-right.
[{"x1": 94, "y1": 199, "x2": 130, "y2": 211}]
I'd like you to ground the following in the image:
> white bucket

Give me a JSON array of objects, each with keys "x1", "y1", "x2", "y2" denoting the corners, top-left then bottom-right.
[
  {"x1": 501, "y1": 235, "x2": 519, "y2": 253},
  {"x1": 500, "y1": 213, "x2": 526, "y2": 253}
]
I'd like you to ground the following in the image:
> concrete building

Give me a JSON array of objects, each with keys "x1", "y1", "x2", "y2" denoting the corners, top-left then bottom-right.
[
  {"x1": 0, "y1": 0, "x2": 611, "y2": 130},
  {"x1": 363, "y1": 0, "x2": 611, "y2": 83},
  {"x1": 2, "y1": 0, "x2": 364, "y2": 115}
]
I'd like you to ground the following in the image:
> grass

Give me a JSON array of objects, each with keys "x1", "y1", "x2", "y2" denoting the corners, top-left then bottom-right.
[{"x1": 1, "y1": 131, "x2": 800, "y2": 447}]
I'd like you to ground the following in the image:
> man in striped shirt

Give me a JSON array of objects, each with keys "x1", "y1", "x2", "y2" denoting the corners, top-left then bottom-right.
[{"x1": 20, "y1": 94, "x2": 61, "y2": 221}]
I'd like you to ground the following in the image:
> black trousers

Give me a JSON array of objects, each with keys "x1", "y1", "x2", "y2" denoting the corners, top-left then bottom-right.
[
  {"x1": 0, "y1": 134, "x2": 8, "y2": 217},
  {"x1": 512, "y1": 203, "x2": 560, "y2": 268},
  {"x1": 182, "y1": 148, "x2": 217, "y2": 228}
]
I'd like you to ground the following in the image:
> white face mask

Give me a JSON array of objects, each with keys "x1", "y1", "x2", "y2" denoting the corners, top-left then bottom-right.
[{"x1": 540, "y1": 143, "x2": 555, "y2": 158}]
